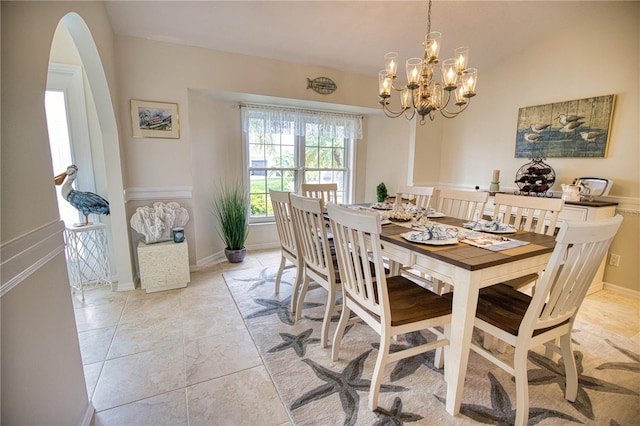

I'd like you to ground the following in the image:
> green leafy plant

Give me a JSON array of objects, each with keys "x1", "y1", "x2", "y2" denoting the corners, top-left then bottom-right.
[
  {"x1": 376, "y1": 182, "x2": 388, "y2": 202},
  {"x1": 212, "y1": 181, "x2": 249, "y2": 250}
]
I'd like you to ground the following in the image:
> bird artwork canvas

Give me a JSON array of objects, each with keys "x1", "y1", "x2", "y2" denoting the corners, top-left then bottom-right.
[
  {"x1": 514, "y1": 94, "x2": 615, "y2": 158},
  {"x1": 54, "y1": 165, "x2": 110, "y2": 226}
]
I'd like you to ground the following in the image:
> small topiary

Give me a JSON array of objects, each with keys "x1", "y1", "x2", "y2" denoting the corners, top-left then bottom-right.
[{"x1": 376, "y1": 182, "x2": 388, "y2": 202}]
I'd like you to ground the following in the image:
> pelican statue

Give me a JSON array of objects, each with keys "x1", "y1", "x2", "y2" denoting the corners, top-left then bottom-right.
[{"x1": 54, "y1": 165, "x2": 110, "y2": 225}]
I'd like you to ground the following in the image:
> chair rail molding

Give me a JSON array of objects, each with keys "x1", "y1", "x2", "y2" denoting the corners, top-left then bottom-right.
[
  {"x1": 124, "y1": 186, "x2": 193, "y2": 202},
  {"x1": 1, "y1": 220, "x2": 66, "y2": 297}
]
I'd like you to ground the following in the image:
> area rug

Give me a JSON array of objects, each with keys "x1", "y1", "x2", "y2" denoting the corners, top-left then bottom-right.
[{"x1": 224, "y1": 266, "x2": 640, "y2": 425}]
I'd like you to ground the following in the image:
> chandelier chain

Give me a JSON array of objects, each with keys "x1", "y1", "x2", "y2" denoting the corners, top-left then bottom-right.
[{"x1": 426, "y1": 0, "x2": 431, "y2": 36}]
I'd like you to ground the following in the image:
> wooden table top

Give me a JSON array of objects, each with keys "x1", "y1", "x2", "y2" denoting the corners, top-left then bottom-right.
[{"x1": 380, "y1": 217, "x2": 556, "y2": 272}]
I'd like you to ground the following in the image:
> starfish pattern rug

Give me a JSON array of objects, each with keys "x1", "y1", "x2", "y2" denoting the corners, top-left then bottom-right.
[{"x1": 224, "y1": 266, "x2": 640, "y2": 425}]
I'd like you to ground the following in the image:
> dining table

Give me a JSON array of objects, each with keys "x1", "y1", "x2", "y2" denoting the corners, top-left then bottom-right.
[{"x1": 376, "y1": 215, "x2": 556, "y2": 417}]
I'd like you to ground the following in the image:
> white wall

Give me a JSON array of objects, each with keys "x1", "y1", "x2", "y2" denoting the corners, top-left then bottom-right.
[
  {"x1": 1, "y1": 2, "x2": 122, "y2": 424},
  {"x1": 113, "y1": 36, "x2": 396, "y2": 267},
  {"x1": 430, "y1": 2, "x2": 640, "y2": 291}
]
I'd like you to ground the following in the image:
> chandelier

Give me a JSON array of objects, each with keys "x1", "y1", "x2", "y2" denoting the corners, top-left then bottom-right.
[{"x1": 378, "y1": 0, "x2": 478, "y2": 124}]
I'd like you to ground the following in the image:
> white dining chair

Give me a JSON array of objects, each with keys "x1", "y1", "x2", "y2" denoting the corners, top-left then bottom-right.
[
  {"x1": 300, "y1": 183, "x2": 338, "y2": 204},
  {"x1": 327, "y1": 203, "x2": 452, "y2": 411},
  {"x1": 434, "y1": 188, "x2": 488, "y2": 221},
  {"x1": 396, "y1": 185, "x2": 434, "y2": 210},
  {"x1": 269, "y1": 190, "x2": 303, "y2": 315},
  {"x1": 289, "y1": 193, "x2": 340, "y2": 347},
  {"x1": 395, "y1": 186, "x2": 436, "y2": 286},
  {"x1": 470, "y1": 215, "x2": 622, "y2": 426},
  {"x1": 491, "y1": 193, "x2": 564, "y2": 290},
  {"x1": 429, "y1": 188, "x2": 489, "y2": 293}
]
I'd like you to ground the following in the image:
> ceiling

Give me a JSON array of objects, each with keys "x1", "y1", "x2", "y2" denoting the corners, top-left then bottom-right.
[{"x1": 104, "y1": 1, "x2": 618, "y2": 78}]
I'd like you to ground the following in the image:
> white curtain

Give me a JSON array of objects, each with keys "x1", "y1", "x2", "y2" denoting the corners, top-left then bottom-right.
[{"x1": 241, "y1": 104, "x2": 363, "y2": 140}]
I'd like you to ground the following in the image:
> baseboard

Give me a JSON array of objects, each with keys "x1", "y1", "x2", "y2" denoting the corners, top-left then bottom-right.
[
  {"x1": 115, "y1": 281, "x2": 136, "y2": 291},
  {"x1": 193, "y1": 251, "x2": 226, "y2": 271},
  {"x1": 602, "y1": 282, "x2": 640, "y2": 299},
  {"x1": 247, "y1": 242, "x2": 281, "y2": 251},
  {"x1": 81, "y1": 402, "x2": 95, "y2": 426}
]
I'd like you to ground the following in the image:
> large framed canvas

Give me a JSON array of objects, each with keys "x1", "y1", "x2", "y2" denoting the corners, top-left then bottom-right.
[
  {"x1": 131, "y1": 99, "x2": 180, "y2": 139},
  {"x1": 514, "y1": 94, "x2": 615, "y2": 158}
]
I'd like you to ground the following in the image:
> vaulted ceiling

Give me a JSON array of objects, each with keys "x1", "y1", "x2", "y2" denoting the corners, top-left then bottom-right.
[{"x1": 104, "y1": 1, "x2": 619, "y2": 78}]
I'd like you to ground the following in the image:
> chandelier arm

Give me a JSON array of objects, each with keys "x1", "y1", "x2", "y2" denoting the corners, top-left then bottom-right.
[{"x1": 381, "y1": 104, "x2": 411, "y2": 119}]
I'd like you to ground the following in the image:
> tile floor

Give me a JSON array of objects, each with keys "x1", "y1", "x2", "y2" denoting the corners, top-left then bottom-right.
[{"x1": 74, "y1": 248, "x2": 639, "y2": 425}]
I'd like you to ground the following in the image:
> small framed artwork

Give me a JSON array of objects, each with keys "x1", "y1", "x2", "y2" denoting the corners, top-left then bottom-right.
[
  {"x1": 131, "y1": 99, "x2": 180, "y2": 139},
  {"x1": 514, "y1": 94, "x2": 615, "y2": 158}
]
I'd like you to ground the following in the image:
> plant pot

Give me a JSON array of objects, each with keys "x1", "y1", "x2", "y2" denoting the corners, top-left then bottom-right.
[{"x1": 225, "y1": 247, "x2": 246, "y2": 263}]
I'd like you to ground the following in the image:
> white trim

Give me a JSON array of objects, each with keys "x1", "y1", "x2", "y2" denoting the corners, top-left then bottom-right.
[
  {"x1": 115, "y1": 281, "x2": 136, "y2": 291},
  {"x1": 603, "y1": 282, "x2": 640, "y2": 299},
  {"x1": 80, "y1": 403, "x2": 95, "y2": 426},
  {"x1": 1, "y1": 221, "x2": 66, "y2": 297},
  {"x1": 124, "y1": 186, "x2": 193, "y2": 202}
]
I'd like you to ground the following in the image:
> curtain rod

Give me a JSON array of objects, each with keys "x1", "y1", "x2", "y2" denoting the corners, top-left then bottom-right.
[{"x1": 239, "y1": 103, "x2": 363, "y2": 120}]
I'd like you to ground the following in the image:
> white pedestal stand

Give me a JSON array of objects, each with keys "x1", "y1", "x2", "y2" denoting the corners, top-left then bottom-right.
[
  {"x1": 137, "y1": 239, "x2": 190, "y2": 293},
  {"x1": 64, "y1": 223, "x2": 113, "y2": 301}
]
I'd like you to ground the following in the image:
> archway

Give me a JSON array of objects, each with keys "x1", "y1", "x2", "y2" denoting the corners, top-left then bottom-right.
[{"x1": 51, "y1": 13, "x2": 134, "y2": 290}]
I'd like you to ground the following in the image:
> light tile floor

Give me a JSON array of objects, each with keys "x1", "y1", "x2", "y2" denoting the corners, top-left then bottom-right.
[{"x1": 75, "y1": 248, "x2": 639, "y2": 425}]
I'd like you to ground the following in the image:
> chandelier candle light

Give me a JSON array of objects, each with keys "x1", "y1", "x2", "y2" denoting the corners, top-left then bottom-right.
[{"x1": 378, "y1": 0, "x2": 478, "y2": 124}]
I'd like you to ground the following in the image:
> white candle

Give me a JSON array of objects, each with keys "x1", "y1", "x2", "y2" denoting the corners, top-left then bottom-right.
[{"x1": 492, "y1": 169, "x2": 500, "y2": 182}]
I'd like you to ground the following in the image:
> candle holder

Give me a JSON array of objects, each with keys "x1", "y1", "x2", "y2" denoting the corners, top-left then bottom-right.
[{"x1": 489, "y1": 181, "x2": 500, "y2": 192}]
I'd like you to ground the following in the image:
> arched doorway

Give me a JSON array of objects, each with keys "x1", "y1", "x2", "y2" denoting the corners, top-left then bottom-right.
[{"x1": 49, "y1": 12, "x2": 134, "y2": 290}]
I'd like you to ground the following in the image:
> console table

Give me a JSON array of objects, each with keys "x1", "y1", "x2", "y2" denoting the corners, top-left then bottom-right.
[{"x1": 64, "y1": 223, "x2": 113, "y2": 301}]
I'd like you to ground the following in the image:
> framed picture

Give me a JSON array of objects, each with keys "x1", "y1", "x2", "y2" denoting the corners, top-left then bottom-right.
[
  {"x1": 514, "y1": 94, "x2": 615, "y2": 158},
  {"x1": 130, "y1": 99, "x2": 180, "y2": 139}
]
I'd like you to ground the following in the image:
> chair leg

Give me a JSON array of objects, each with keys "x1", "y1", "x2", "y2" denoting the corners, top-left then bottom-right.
[
  {"x1": 560, "y1": 333, "x2": 578, "y2": 402},
  {"x1": 295, "y1": 276, "x2": 311, "y2": 322},
  {"x1": 369, "y1": 332, "x2": 391, "y2": 411},
  {"x1": 545, "y1": 337, "x2": 559, "y2": 360},
  {"x1": 275, "y1": 255, "x2": 286, "y2": 295},
  {"x1": 513, "y1": 345, "x2": 530, "y2": 426},
  {"x1": 331, "y1": 304, "x2": 351, "y2": 361},
  {"x1": 434, "y1": 323, "x2": 450, "y2": 370},
  {"x1": 289, "y1": 264, "x2": 302, "y2": 316},
  {"x1": 321, "y1": 287, "x2": 337, "y2": 348}
]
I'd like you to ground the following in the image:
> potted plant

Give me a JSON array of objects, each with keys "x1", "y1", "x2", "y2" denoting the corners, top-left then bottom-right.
[
  {"x1": 376, "y1": 182, "x2": 388, "y2": 202},
  {"x1": 212, "y1": 181, "x2": 249, "y2": 263}
]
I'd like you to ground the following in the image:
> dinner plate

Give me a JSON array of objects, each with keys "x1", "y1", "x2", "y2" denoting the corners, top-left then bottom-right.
[
  {"x1": 426, "y1": 212, "x2": 446, "y2": 218},
  {"x1": 401, "y1": 232, "x2": 459, "y2": 245},
  {"x1": 380, "y1": 219, "x2": 392, "y2": 225}
]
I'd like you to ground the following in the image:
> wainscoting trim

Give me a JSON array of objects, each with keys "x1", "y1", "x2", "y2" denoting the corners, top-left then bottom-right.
[
  {"x1": 124, "y1": 186, "x2": 193, "y2": 202},
  {"x1": 1, "y1": 220, "x2": 66, "y2": 297}
]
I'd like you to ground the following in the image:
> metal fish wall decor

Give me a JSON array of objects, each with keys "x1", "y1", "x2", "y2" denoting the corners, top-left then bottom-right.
[{"x1": 307, "y1": 77, "x2": 337, "y2": 95}]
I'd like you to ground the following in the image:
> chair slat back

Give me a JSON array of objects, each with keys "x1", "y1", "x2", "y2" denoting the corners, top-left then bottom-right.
[
  {"x1": 522, "y1": 215, "x2": 622, "y2": 334},
  {"x1": 396, "y1": 185, "x2": 434, "y2": 210},
  {"x1": 269, "y1": 190, "x2": 298, "y2": 259},
  {"x1": 435, "y1": 188, "x2": 488, "y2": 221},
  {"x1": 290, "y1": 193, "x2": 335, "y2": 283},
  {"x1": 300, "y1": 183, "x2": 338, "y2": 204},
  {"x1": 327, "y1": 203, "x2": 388, "y2": 319},
  {"x1": 494, "y1": 193, "x2": 564, "y2": 235}
]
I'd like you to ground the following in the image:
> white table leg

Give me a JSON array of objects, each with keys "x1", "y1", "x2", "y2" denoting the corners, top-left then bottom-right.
[{"x1": 445, "y1": 271, "x2": 479, "y2": 416}]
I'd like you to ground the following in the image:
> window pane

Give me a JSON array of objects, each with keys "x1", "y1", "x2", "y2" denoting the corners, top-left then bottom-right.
[{"x1": 243, "y1": 107, "x2": 356, "y2": 220}]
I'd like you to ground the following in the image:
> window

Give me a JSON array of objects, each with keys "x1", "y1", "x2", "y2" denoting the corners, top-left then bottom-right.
[{"x1": 242, "y1": 105, "x2": 362, "y2": 222}]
